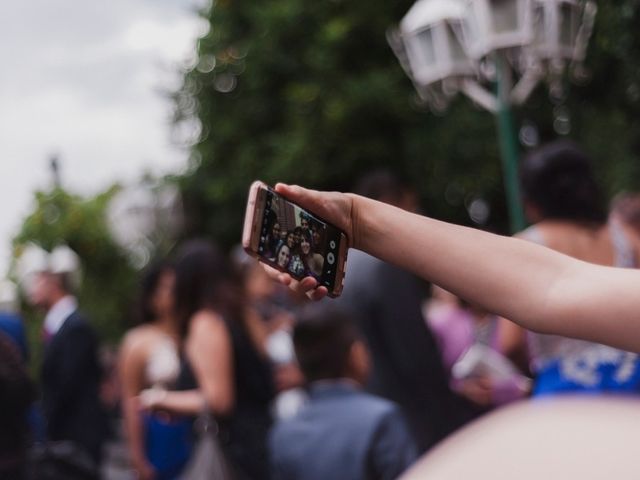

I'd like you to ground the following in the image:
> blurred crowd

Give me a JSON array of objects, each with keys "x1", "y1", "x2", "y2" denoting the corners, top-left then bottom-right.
[{"x1": 2, "y1": 140, "x2": 640, "y2": 480}]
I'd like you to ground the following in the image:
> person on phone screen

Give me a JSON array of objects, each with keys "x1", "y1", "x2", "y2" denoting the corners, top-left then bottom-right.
[
  {"x1": 276, "y1": 244, "x2": 292, "y2": 270},
  {"x1": 300, "y1": 231, "x2": 324, "y2": 279}
]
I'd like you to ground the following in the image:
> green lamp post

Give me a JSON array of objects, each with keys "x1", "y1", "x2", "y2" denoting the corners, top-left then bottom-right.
[{"x1": 388, "y1": 0, "x2": 597, "y2": 233}]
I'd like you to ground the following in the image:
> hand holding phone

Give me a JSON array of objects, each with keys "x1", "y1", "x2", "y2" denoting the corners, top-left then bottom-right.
[{"x1": 242, "y1": 181, "x2": 349, "y2": 298}]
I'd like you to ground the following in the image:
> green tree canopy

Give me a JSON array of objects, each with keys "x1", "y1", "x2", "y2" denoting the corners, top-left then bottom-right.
[
  {"x1": 13, "y1": 187, "x2": 137, "y2": 348},
  {"x1": 178, "y1": 0, "x2": 640, "y2": 246}
]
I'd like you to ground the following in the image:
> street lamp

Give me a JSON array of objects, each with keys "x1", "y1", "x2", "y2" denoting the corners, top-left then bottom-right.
[{"x1": 389, "y1": 0, "x2": 597, "y2": 232}]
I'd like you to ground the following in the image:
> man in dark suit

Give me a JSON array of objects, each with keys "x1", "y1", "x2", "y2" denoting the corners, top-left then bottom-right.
[
  {"x1": 269, "y1": 306, "x2": 417, "y2": 480},
  {"x1": 335, "y1": 171, "x2": 477, "y2": 452},
  {"x1": 28, "y1": 269, "x2": 108, "y2": 466}
]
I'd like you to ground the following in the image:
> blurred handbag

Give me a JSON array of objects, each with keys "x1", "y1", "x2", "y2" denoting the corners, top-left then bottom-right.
[{"x1": 179, "y1": 407, "x2": 234, "y2": 480}]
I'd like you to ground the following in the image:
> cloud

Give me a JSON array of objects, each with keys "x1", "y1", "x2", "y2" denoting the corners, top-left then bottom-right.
[{"x1": 0, "y1": 0, "x2": 208, "y2": 274}]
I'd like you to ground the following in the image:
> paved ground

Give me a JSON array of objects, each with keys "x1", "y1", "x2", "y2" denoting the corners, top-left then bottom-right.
[{"x1": 100, "y1": 420, "x2": 135, "y2": 480}]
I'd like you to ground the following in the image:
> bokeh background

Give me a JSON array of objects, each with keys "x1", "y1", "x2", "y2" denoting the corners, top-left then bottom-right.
[{"x1": 2, "y1": 0, "x2": 640, "y2": 361}]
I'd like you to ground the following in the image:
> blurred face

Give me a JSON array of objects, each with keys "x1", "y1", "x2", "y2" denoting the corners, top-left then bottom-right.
[
  {"x1": 277, "y1": 245, "x2": 291, "y2": 267},
  {"x1": 312, "y1": 228, "x2": 321, "y2": 246},
  {"x1": 151, "y1": 270, "x2": 176, "y2": 318},
  {"x1": 294, "y1": 230, "x2": 301, "y2": 245},
  {"x1": 301, "y1": 238, "x2": 311, "y2": 255},
  {"x1": 271, "y1": 223, "x2": 281, "y2": 239},
  {"x1": 26, "y1": 272, "x2": 55, "y2": 310},
  {"x1": 301, "y1": 218, "x2": 309, "y2": 230},
  {"x1": 245, "y1": 261, "x2": 276, "y2": 300},
  {"x1": 286, "y1": 233, "x2": 295, "y2": 248}
]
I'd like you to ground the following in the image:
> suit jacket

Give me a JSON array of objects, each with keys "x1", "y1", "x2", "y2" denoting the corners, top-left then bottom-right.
[
  {"x1": 334, "y1": 251, "x2": 477, "y2": 452},
  {"x1": 41, "y1": 310, "x2": 108, "y2": 463},
  {"x1": 269, "y1": 382, "x2": 417, "y2": 480}
]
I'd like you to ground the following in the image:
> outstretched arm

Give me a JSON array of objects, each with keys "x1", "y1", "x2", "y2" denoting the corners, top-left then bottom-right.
[{"x1": 272, "y1": 184, "x2": 640, "y2": 353}]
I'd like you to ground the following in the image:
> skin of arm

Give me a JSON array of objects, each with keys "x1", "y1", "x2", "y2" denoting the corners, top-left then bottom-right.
[
  {"x1": 119, "y1": 332, "x2": 156, "y2": 479},
  {"x1": 145, "y1": 310, "x2": 235, "y2": 416},
  {"x1": 271, "y1": 184, "x2": 640, "y2": 353}
]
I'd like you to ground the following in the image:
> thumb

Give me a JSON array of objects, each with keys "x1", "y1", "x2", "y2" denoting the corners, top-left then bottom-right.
[{"x1": 274, "y1": 183, "x2": 319, "y2": 210}]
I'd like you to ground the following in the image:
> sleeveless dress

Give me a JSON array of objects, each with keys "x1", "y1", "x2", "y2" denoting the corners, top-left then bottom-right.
[
  {"x1": 523, "y1": 222, "x2": 640, "y2": 395},
  {"x1": 176, "y1": 316, "x2": 275, "y2": 480},
  {"x1": 143, "y1": 337, "x2": 194, "y2": 480}
]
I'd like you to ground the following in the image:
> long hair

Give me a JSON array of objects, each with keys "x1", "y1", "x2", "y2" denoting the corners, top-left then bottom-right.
[
  {"x1": 520, "y1": 141, "x2": 607, "y2": 224},
  {"x1": 136, "y1": 260, "x2": 174, "y2": 325},
  {"x1": 173, "y1": 239, "x2": 242, "y2": 338}
]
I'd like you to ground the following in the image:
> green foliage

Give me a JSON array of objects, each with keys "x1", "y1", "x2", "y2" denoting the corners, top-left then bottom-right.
[
  {"x1": 177, "y1": 0, "x2": 640, "y2": 245},
  {"x1": 13, "y1": 187, "x2": 137, "y2": 358}
]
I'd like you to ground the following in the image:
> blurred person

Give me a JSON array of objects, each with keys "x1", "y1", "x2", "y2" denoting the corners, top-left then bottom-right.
[
  {"x1": 139, "y1": 240, "x2": 275, "y2": 480},
  {"x1": 231, "y1": 248, "x2": 306, "y2": 420},
  {"x1": 27, "y1": 268, "x2": 108, "y2": 466},
  {"x1": 497, "y1": 141, "x2": 640, "y2": 395},
  {"x1": 119, "y1": 262, "x2": 191, "y2": 480},
  {"x1": 426, "y1": 287, "x2": 530, "y2": 409},
  {"x1": 0, "y1": 331, "x2": 36, "y2": 480},
  {"x1": 269, "y1": 305, "x2": 417, "y2": 480},
  {"x1": 610, "y1": 192, "x2": 640, "y2": 241},
  {"x1": 0, "y1": 280, "x2": 28, "y2": 360},
  {"x1": 333, "y1": 170, "x2": 476, "y2": 452},
  {"x1": 0, "y1": 279, "x2": 47, "y2": 448}
]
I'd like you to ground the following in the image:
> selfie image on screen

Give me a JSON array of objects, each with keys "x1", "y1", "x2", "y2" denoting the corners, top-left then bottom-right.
[{"x1": 257, "y1": 190, "x2": 339, "y2": 286}]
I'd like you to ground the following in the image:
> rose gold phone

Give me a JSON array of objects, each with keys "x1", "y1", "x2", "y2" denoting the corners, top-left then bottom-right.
[{"x1": 242, "y1": 181, "x2": 348, "y2": 297}]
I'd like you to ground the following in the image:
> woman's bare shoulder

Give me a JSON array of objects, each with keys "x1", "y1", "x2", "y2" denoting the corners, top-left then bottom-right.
[
  {"x1": 121, "y1": 324, "x2": 166, "y2": 353},
  {"x1": 189, "y1": 310, "x2": 227, "y2": 335}
]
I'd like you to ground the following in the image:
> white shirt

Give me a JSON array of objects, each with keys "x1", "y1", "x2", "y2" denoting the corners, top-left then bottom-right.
[{"x1": 44, "y1": 295, "x2": 78, "y2": 336}]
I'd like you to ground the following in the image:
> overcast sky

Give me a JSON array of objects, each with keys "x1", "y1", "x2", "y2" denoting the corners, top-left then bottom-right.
[{"x1": 0, "y1": 0, "x2": 208, "y2": 276}]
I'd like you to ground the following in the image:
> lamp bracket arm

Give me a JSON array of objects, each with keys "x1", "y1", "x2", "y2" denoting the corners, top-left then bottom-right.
[{"x1": 460, "y1": 78, "x2": 498, "y2": 113}]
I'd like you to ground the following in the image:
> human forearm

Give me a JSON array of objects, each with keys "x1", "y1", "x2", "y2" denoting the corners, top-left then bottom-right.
[
  {"x1": 353, "y1": 195, "x2": 578, "y2": 335},
  {"x1": 122, "y1": 397, "x2": 148, "y2": 464},
  {"x1": 273, "y1": 184, "x2": 640, "y2": 352},
  {"x1": 141, "y1": 389, "x2": 205, "y2": 416}
]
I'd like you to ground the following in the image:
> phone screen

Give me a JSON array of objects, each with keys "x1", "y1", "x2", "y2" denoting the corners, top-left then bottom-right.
[{"x1": 256, "y1": 188, "x2": 343, "y2": 290}]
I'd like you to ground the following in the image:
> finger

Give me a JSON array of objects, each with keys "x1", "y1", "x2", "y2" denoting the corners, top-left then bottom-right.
[
  {"x1": 308, "y1": 286, "x2": 328, "y2": 301},
  {"x1": 275, "y1": 183, "x2": 318, "y2": 211},
  {"x1": 295, "y1": 276, "x2": 318, "y2": 294},
  {"x1": 262, "y1": 264, "x2": 293, "y2": 286}
]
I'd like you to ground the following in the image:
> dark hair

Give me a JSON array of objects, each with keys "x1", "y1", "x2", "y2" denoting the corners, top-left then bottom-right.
[
  {"x1": 293, "y1": 305, "x2": 359, "y2": 383},
  {"x1": 300, "y1": 229, "x2": 313, "y2": 244},
  {"x1": 173, "y1": 239, "x2": 240, "y2": 337},
  {"x1": 137, "y1": 260, "x2": 173, "y2": 324},
  {"x1": 519, "y1": 140, "x2": 606, "y2": 224},
  {"x1": 353, "y1": 169, "x2": 410, "y2": 203}
]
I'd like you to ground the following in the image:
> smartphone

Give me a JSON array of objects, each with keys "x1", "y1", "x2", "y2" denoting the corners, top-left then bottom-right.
[{"x1": 242, "y1": 181, "x2": 348, "y2": 297}]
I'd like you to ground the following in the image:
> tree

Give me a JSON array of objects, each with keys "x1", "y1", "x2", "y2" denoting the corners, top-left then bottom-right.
[
  {"x1": 176, "y1": 0, "x2": 640, "y2": 246},
  {"x1": 12, "y1": 187, "x2": 138, "y2": 369}
]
